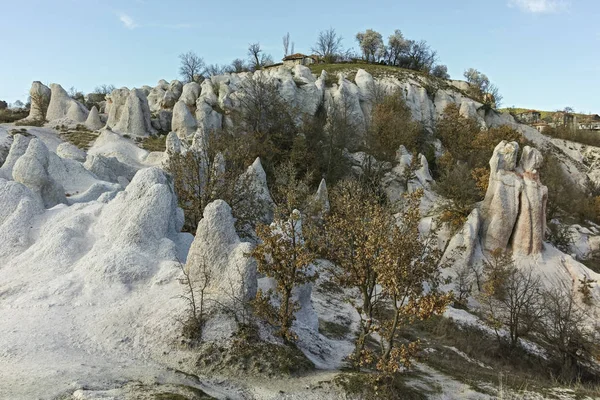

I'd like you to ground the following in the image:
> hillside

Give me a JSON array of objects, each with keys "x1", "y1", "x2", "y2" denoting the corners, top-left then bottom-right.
[{"x1": 1, "y1": 65, "x2": 600, "y2": 400}]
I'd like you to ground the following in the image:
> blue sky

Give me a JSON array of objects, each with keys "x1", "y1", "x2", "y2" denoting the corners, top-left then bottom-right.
[{"x1": 1, "y1": 0, "x2": 598, "y2": 112}]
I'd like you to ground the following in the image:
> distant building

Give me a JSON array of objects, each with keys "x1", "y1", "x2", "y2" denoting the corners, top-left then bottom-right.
[
  {"x1": 532, "y1": 121, "x2": 550, "y2": 133},
  {"x1": 578, "y1": 115, "x2": 600, "y2": 131},
  {"x1": 515, "y1": 110, "x2": 541, "y2": 124},
  {"x1": 282, "y1": 53, "x2": 320, "y2": 67}
]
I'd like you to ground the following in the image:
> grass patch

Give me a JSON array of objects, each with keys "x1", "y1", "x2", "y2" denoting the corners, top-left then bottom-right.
[
  {"x1": 405, "y1": 315, "x2": 600, "y2": 398},
  {"x1": 196, "y1": 325, "x2": 314, "y2": 377},
  {"x1": 140, "y1": 135, "x2": 167, "y2": 152},
  {"x1": 0, "y1": 109, "x2": 28, "y2": 123},
  {"x1": 56, "y1": 125, "x2": 97, "y2": 150},
  {"x1": 319, "y1": 318, "x2": 351, "y2": 340},
  {"x1": 335, "y1": 372, "x2": 428, "y2": 400}
]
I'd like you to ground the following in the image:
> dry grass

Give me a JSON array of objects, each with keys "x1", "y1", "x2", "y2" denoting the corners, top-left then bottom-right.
[
  {"x1": 55, "y1": 124, "x2": 98, "y2": 150},
  {"x1": 140, "y1": 135, "x2": 167, "y2": 152}
]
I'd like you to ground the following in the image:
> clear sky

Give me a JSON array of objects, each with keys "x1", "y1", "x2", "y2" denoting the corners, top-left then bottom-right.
[{"x1": 1, "y1": 0, "x2": 598, "y2": 112}]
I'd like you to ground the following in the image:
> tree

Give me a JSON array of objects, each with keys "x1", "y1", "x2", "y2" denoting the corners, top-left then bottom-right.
[
  {"x1": 463, "y1": 68, "x2": 503, "y2": 108},
  {"x1": 247, "y1": 43, "x2": 273, "y2": 71},
  {"x1": 398, "y1": 40, "x2": 437, "y2": 72},
  {"x1": 536, "y1": 285, "x2": 600, "y2": 382},
  {"x1": 431, "y1": 65, "x2": 450, "y2": 79},
  {"x1": 324, "y1": 179, "x2": 390, "y2": 368},
  {"x1": 375, "y1": 190, "x2": 451, "y2": 372},
  {"x1": 385, "y1": 30, "x2": 409, "y2": 66},
  {"x1": 68, "y1": 86, "x2": 84, "y2": 102},
  {"x1": 356, "y1": 29, "x2": 384, "y2": 63},
  {"x1": 178, "y1": 260, "x2": 212, "y2": 339},
  {"x1": 205, "y1": 64, "x2": 229, "y2": 76},
  {"x1": 179, "y1": 51, "x2": 205, "y2": 83},
  {"x1": 367, "y1": 90, "x2": 422, "y2": 161},
  {"x1": 478, "y1": 250, "x2": 543, "y2": 349},
  {"x1": 94, "y1": 84, "x2": 116, "y2": 96},
  {"x1": 312, "y1": 28, "x2": 344, "y2": 63},
  {"x1": 283, "y1": 32, "x2": 291, "y2": 57},
  {"x1": 230, "y1": 58, "x2": 248, "y2": 73},
  {"x1": 12, "y1": 100, "x2": 24, "y2": 109},
  {"x1": 250, "y1": 163, "x2": 316, "y2": 342}
]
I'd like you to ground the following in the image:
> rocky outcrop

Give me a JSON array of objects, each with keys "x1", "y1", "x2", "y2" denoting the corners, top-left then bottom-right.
[
  {"x1": 84, "y1": 154, "x2": 137, "y2": 183},
  {"x1": 0, "y1": 134, "x2": 31, "y2": 180},
  {"x1": 235, "y1": 157, "x2": 275, "y2": 225},
  {"x1": 46, "y1": 84, "x2": 89, "y2": 123},
  {"x1": 186, "y1": 200, "x2": 257, "y2": 313},
  {"x1": 481, "y1": 141, "x2": 547, "y2": 255},
  {"x1": 172, "y1": 100, "x2": 197, "y2": 139},
  {"x1": 85, "y1": 106, "x2": 104, "y2": 131},
  {"x1": 312, "y1": 178, "x2": 330, "y2": 215},
  {"x1": 24, "y1": 81, "x2": 51, "y2": 122},
  {"x1": 114, "y1": 88, "x2": 156, "y2": 136},
  {"x1": 12, "y1": 138, "x2": 66, "y2": 208},
  {"x1": 180, "y1": 82, "x2": 201, "y2": 108},
  {"x1": 105, "y1": 88, "x2": 130, "y2": 129},
  {"x1": 56, "y1": 142, "x2": 86, "y2": 162}
]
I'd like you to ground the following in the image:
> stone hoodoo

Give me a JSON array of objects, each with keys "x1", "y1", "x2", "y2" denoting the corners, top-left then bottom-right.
[
  {"x1": 24, "y1": 81, "x2": 51, "y2": 122},
  {"x1": 114, "y1": 88, "x2": 156, "y2": 136},
  {"x1": 46, "y1": 83, "x2": 89, "y2": 123},
  {"x1": 480, "y1": 141, "x2": 547, "y2": 255}
]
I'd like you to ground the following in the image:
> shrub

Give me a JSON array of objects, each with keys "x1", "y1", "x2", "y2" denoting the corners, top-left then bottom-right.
[{"x1": 367, "y1": 90, "x2": 423, "y2": 161}]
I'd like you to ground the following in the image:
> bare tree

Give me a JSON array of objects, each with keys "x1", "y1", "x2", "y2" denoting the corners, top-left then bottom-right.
[
  {"x1": 536, "y1": 284, "x2": 600, "y2": 382},
  {"x1": 247, "y1": 43, "x2": 273, "y2": 71},
  {"x1": 398, "y1": 40, "x2": 437, "y2": 72},
  {"x1": 205, "y1": 63, "x2": 229, "y2": 77},
  {"x1": 311, "y1": 28, "x2": 344, "y2": 63},
  {"x1": 94, "y1": 84, "x2": 116, "y2": 95},
  {"x1": 291, "y1": 42, "x2": 295, "y2": 55},
  {"x1": 179, "y1": 51, "x2": 206, "y2": 83},
  {"x1": 479, "y1": 253, "x2": 543, "y2": 349},
  {"x1": 283, "y1": 32, "x2": 291, "y2": 57},
  {"x1": 230, "y1": 58, "x2": 248, "y2": 73},
  {"x1": 178, "y1": 261, "x2": 212, "y2": 339}
]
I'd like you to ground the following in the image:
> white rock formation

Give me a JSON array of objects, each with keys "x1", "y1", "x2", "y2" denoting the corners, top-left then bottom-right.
[
  {"x1": 481, "y1": 141, "x2": 547, "y2": 255},
  {"x1": 114, "y1": 88, "x2": 156, "y2": 136},
  {"x1": 186, "y1": 200, "x2": 257, "y2": 314},
  {"x1": 24, "y1": 81, "x2": 51, "y2": 122},
  {"x1": 0, "y1": 134, "x2": 31, "y2": 180},
  {"x1": 180, "y1": 82, "x2": 201, "y2": 108},
  {"x1": 12, "y1": 138, "x2": 66, "y2": 208},
  {"x1": 312, "y1": 178, "x2": 330, "y2": 215},
  {"x1": 56, "y1": 142, "x2": 86, "y2": 162},
  {"x1": 85, "y1": 106, "x2": 104, "y2": 131},
  {"x1": 235, "y1": 157, "x2": 275, "y2": 225},
  {"x1": 172, "y1": 100, "x2": 197, "y2": 139},
  {"x1": 46, "y1": 83, "x2": 89, "y2": 123},
  {"x1": 105, "y1": 87, "x2": 130, "y2": 128}
]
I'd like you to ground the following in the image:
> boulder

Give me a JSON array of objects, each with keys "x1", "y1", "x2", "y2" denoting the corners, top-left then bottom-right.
[
  {"x1": 158, "y1": 110, "x2": 172, "y2": 132},
  {"x1": 172, "y1": 100, "x2": 197, "y2": 139},
  {"x1": 46, "y1": 83, "x2": 89, "y2": 123},
  {"x1": 180, "y1": 82, "x2": 201, "y2": 108},
  {"x1": 84, "y1": 154, "x2": 137, "y2": 183},
  {"x1": 114, "y1": 88, "x2": 156, "y2": 136},
  {"x1": 85, "y1": 106, "x2": 104, "y2": 131},
  {"x1": 12, "y1": 138, "x2": 66, "y2": 208},
  {"x1": 56, "y1": 142, "x2": 86, "y2": 162}
]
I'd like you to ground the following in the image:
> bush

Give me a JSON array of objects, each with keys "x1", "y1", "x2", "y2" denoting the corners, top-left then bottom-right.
[{"x1": 367, "y1": 90, "x2": 423, "y2": 161}]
